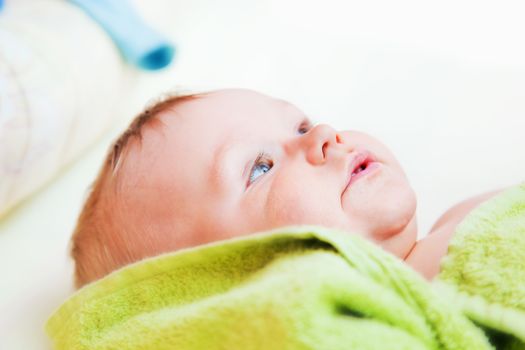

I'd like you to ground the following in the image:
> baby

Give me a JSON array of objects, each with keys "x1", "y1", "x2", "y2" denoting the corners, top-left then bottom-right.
[{"x1": 70, "y1": 89, "x2": 503, "y2": 288}]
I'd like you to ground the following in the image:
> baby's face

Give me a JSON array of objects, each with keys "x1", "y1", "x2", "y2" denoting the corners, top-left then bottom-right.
[{"x1": 119, "y1": 89, "x2": 417, "y2": 259}]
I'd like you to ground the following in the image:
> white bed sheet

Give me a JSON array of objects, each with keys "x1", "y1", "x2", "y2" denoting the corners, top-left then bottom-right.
[{"x1": 1, "y1": 0, "x2": 525, "y2": 348}]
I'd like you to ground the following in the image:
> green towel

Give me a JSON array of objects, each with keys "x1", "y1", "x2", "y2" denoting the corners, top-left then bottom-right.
[
  {"x1": 45, "y1": 183, "x2": 525, "y2": 349},
  {"x1": 436, "y1": 182, "x2": 525, "y2": 349}
]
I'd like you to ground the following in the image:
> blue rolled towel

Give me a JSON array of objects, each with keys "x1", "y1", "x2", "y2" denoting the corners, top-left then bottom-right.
[{"x1": 68, "y1": 0, "x2": 175, "y2": 70}]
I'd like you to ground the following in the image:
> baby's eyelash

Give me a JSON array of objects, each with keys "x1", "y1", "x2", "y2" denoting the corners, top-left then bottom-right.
[
  {"x1": 254, "y1": 152, "x2": 272, "y2": 167},
  {"x1": 247, "y1": 152, "x2": 273, "y2": 186},
  {"x1": 298, "y1": 119, "x2": 314, "y2": 134}
]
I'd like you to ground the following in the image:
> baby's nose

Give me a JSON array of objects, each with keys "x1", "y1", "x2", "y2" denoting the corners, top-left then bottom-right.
[{"x1": 289, "y1": 124, "x2": 344, "y2": 165}]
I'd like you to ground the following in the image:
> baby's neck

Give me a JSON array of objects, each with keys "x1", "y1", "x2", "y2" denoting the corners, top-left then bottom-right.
[
  {"x1": 378, "y1": 215, "x2": 418, "y2": 260},
  {"x1": 404, "y1": 224, "x2": 456, "y2": 280}
]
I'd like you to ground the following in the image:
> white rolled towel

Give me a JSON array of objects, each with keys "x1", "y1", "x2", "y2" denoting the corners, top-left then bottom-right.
[{"x1": 0, "y1": 0, "x2": 134, "y2": 216}]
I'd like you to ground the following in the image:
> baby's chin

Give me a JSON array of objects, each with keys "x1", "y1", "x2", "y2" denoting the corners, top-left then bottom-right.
[
  {"x1": 369, "y1": 183, "x2": 417, "y2": 258},
  {"x1": 342, "y1": 172, "x2": 417, "y2": 255},
  {"x1": 373, "y1": 185, "x2": 417, "y2": 239}
]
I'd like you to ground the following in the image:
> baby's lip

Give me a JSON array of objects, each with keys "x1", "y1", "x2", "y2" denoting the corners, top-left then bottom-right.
[{"x1": 342, "y1": 150, "x2": 377, "y2": 195}]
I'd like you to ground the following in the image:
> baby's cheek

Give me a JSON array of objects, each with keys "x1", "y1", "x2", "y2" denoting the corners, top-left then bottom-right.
[
  {"x1": 260, "y1": 175, "x2": 302, "y2": 223},
  {"x1": 264, "y1": 182, "x2": 336, "y2": 228},
  {"x1": 266, "y1": 192, "x2": 309, "y2": 225}
]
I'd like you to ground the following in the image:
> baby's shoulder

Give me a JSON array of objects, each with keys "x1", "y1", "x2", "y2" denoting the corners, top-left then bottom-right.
[
  {"x1": 428, "y1": 188, "x2": 506, "y2": 234},
  {"x1": 406, "y1": 187, "x2": 507, "y2": 279}
]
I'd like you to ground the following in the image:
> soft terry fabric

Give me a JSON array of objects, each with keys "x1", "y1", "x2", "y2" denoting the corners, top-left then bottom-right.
[
  {"x1": 436, "y1": 182, "x2": 525, "y2": 349},
  {"x1": 45, "y1": 183, "x2": 525, "y2": 350},
  {"x1": 45, "y1": 226, "x2": 490, "y2": 349}
]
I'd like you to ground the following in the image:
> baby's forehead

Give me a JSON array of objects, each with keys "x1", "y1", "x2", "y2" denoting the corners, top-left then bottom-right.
[
  {"x1": 159, "y1": 89, "x2": 304, "y2": 134},
  {"x1": 123, "y1": 90, "x2": 302, "y2": 173}
]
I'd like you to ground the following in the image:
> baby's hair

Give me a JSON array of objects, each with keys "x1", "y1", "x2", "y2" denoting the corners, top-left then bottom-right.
[
  {"x1": 110, "y1": 92, "x2": 200, "y2": 176},
  {"x1": 70, "y1": 92, "x2": 200, "y2": 289}
]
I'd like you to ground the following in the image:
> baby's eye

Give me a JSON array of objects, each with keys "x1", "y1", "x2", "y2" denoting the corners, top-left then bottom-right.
[
  {"x1": 247, "y1": 121, "x2": 312, "y2": 187},
  {"x1": 248, "y1": 153, "x2": 273, "y2": 186},
  {"x1": 297, "y1": 119, "x2": 313, "y2": 135}
]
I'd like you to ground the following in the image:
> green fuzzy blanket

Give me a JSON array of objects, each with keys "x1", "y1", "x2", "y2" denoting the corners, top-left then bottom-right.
[{"x1": 45, "y1": 183, "x2": 525, "y2": 349}]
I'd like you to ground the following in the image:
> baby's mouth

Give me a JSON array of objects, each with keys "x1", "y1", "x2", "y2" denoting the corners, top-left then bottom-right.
[
  {"x1": 352, "y1": 162, "x2": 370, "y2": 176},
  {"x1": 343, "y1": 151, "x2": 379, "y2": 194}
]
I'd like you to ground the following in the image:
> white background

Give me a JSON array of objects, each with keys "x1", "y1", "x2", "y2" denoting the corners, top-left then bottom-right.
[{"x1": 1, "y1": 0, "x2": 524, "y2": 348}]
